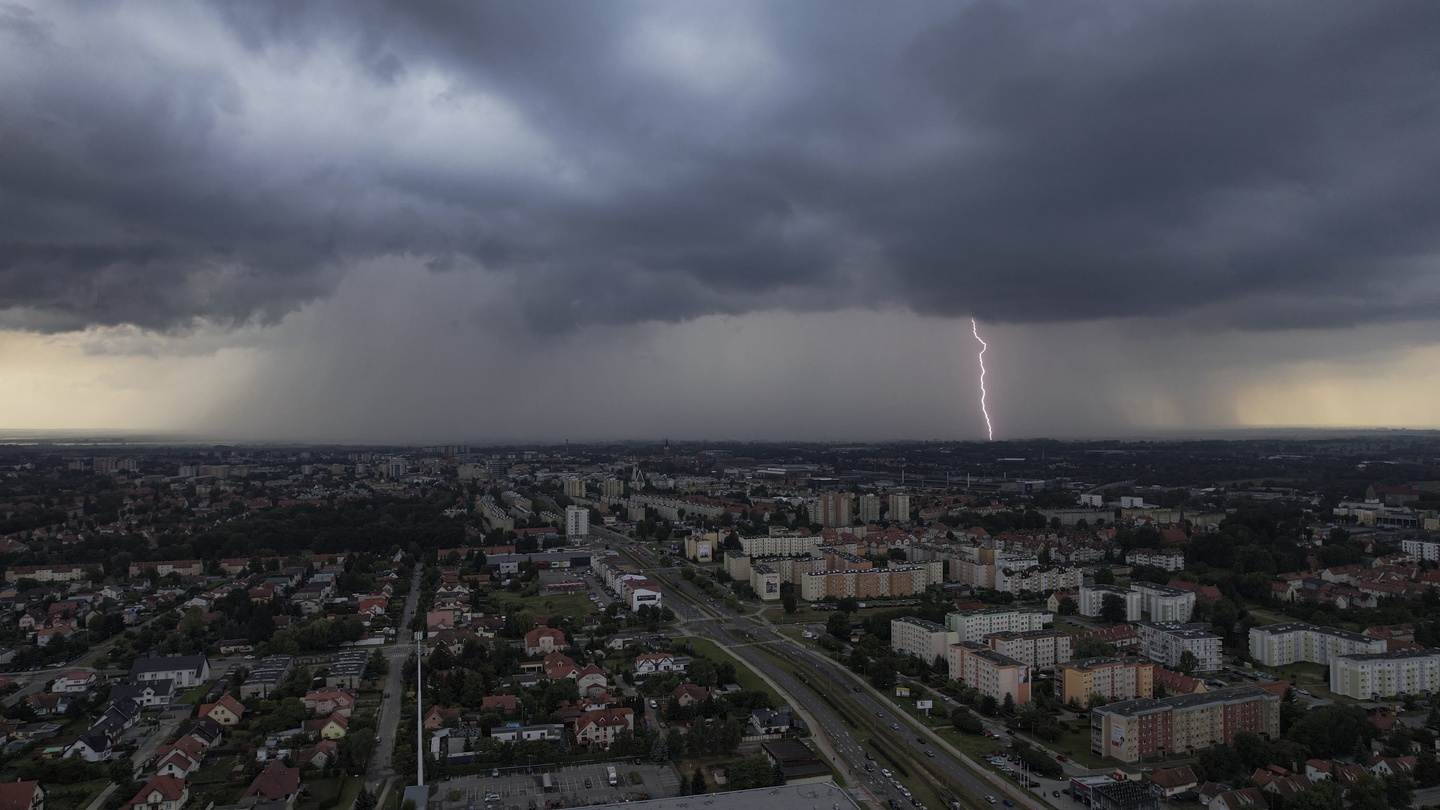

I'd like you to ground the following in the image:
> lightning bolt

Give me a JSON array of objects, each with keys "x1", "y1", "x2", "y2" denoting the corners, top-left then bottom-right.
[{"x1": 972, "y1": 318, "x2": 993, "y2": 441}]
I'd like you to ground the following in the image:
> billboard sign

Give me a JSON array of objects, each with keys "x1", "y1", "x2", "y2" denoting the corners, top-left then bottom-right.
[
  {"x1": 916, "y1": 700, "x2": 933, "y2": 709},
  {"x1": 1110, "y1": 720, "x2": 1127, "y2": 750},
  {"x1": 895, "y1": 686, "x2": 911, "y2": 697}
]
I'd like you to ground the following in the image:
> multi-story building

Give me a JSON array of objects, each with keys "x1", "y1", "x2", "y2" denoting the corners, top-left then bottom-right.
[
  {"x1": 1135, "y1": 622, "x2": 1222, "y2": 673},
  {"x1": 1124, "y1": 548, "x2": 1186, "y2": 571},
  {"x1": 815, "y1": 492, "x2": 856, "y2": 528},
  {"x1": 891, "y1": 617, "x2": 958, "y2": 664},
  {"x1": 738, "y1": 533, "x2": 827, "y2": 558},
  {"x1": 858, "y1": 494, "x2": 882, "y2": 524},
  {"x1": 750, "y1": 564, "x2": 781, "y2": 602},
  {"x1": 1249, "y1": 623, "x2": 1388, "y2": 667},
  {"x1": 601, "y1": 478, "x2": 625, "y2": 499},
  {"x1": 945, "y1": 608, "x2": 1052, "y2": 642},
  {"x1": 985, "y1": 630, "x2": 1073, "y2": 670},
  {"x1": 1330, "y1": 649, "x2": 1440, "y2": 699},
  {"x1": 1079, "y1": 585, "x2": 1142, "y2": 622},
  {"x1": 565, "y1": 506, "x2": 590, "y2": 539},
  {"x1": 1090, "y1": 686, "x2": 1280, "y2": 763},
  {"x1": 948, "y1": 642, "x2": 1031, "y2": 706},
  {"x1": 1056, "y1": 657, "x2": 1154, "y2": 704},
  {"x1": 798, "y1": 566, "x2": 930, "y2": 601},
  {"x1": 1401, "y1": 538, "x2": 1440, "y2": 562},
  {"x1": 889, "y1": 494, "x2": 912, "y2": 523},
  {"x1": 995, "y1": 565, "x2": 1084, "y2": 596},
  {"x1": 563, "y1": 477, "x2": 586, "y2": 499},
  {"x1": 1132, "y1": 583, "x2": 1196, "y2": 623}
]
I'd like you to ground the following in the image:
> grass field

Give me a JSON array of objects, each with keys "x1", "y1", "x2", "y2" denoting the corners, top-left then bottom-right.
[
  {"x1": 483, "y1": 591, "x2": 598, "y2": 620},
  {"x1": 674, "y1": 636, "x2": 782, "y2": 704},
  {"x1": 296, "y1": 775, "x2": 364, "y2": 810},
  {"x1": 43, "y1": 780, "x2": 109, "y2": 810}
]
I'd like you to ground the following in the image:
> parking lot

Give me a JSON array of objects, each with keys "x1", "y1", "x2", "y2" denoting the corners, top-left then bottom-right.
[{"x1": 438, "y1": 762, "x2": 679, "y2": 810}]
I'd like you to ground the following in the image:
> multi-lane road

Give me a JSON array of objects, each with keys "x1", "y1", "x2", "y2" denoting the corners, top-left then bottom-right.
[
  {"x1": 368, "y1": 565, "x2": 425, "y2": 792},
  {"x1": 591, "y1": 526, "x2": 1051, "y2": 810}
]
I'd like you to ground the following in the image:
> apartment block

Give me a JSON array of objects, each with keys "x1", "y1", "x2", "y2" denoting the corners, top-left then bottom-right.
[
  {"x1": 1133, "y1": 583, "x2": 1196, "y2": 623},
  {"x1": 948, "y1": 642, "x2": 1032, "y2": 706},
  {"x1": 995, "y1": 565, "x2": 1083, "y2": 596},
  {"x1": 858, "y1": 494, "x2": 882, "y2": 524},
  {"x1": 1056, "y1": 657, "x2": 1154, "y2": 705},
  {"x1": 1091, "y1": 686, "x2": 1280, "y2": 763},
  {"x1": 1135, "y1": 622, "x2": 1222, "y2": 672},
  {"x1": 1124, "y1": 548, "x2": 1186, "y2": 571},
  {"x1": 1079, "y1": 585, "x2": 1142, "y2": 622},
  {"x1": 1401, "y1": 538, "x2": 1440, "y2": 562},
  {"x1": 985, "y1": 630, "x2": 1073, "y2": 670},
  {"x1": 815, "y1": 492, "x2": 855, "y2": 528},
  {"x1": 889, "y1": 494, "x2": 912, "y2": 523},
  {"x1": 750, "y1": 564, "x2": 781, "y2": 601},
  {"x1": 1330, "y1": 649, "x2": 1440, "y2": 699},
  {"x1": 891, "y1": 617, "x2": 958, "y2": 664},
  {"x1": 945, "y1": 608, "x2": 1052, "y2": 643},
  {"x1": 1249, "y1": 622, "x2": 1388, "y2": 667},
  {"x1": 738, "y1": 534, "x2": 827, "y2": 558},
  {"x1": 798, "y1": 566, "x2": 929, "y2": 601}
]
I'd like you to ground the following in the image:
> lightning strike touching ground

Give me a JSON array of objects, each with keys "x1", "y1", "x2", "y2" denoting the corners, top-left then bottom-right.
[{"x1": 972, "y1": 318, "x2": 993, "y2": 441}]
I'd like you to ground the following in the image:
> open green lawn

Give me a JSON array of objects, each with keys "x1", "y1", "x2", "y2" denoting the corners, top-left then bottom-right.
[
  {"x1": 675, "y1": 636, "x2": 781, "y2": 704},
  {"x1": 483, "y1": 591, "x2": 598, "y2": 620},
  {"x1": 296, "y1": 775, "x2": 364, "y2": 810},
  {"x1": 191, "y1": 755, "x2": 238, "y2": 785},
  {"x1": 42, "y1": 780, "x2": 109, "y2": 810}
]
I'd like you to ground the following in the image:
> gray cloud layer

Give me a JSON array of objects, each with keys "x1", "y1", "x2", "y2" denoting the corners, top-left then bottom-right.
[{"x1": 3, "y1": 1, "x2": 1439, "y2": 333}]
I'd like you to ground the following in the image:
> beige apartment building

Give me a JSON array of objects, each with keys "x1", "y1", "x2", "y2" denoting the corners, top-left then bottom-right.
[
  {"x1": 985, "y1": 630, "x2": 1073, "y2": 669},
  {"x1": 1056, "y1": 657, "x2": 1154, "y2": 705},
  {"x1": 949, "y1": 641, "x2": 1032, "y2": 706},
  {"x1": 1091, "y1": 686, "x2": 1279, "y2": 763}
]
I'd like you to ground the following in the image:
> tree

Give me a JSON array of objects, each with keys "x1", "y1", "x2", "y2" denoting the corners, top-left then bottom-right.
[
  {"x1": 980, "y1": 695, "x2": 998, "y2": 716},
  {"x1": 1282, "y1": 781, "x2": 1343, "y2": 810},
  {"x1": 827, "y1": 612, "x2": 851, "y2": 640},
  {"x1": 1177, "y1": 650, "x2": 1199, "y2": 677},
  {"x1": 1287, "y1": 704, "x2": 1375, "y2": 759},
  {"x1": 1001, "y1": 693, "x2": 1015, "y2": 715},
  {"x1": 1343, "y1": 775, "x2": 1388, "y2": 810},
  {"x1": 781, "y1": 590, "x2": 797, "y2": 615},
  {"x1": 951, "y1": 707, "x2": 983, "y2": 735},
  {"x1": 690, "y1": 768, "x2": 706, "y2": 795},
  {"x1": 1099, "y1": 594, "x2": 1127, "y2": 624},
  {"x1": 727, "y1": 755, "x2": 778, "y2": 790},
  {"x1": 1074, "y1": 637, "x2": 1116, "y2": 659},
  {"x1": 1057, "y1": 596, "x2": 1078, "y2": 616},
  {"x1": 1094, "y1": 568, "x2": 1115, "y2": 585}
]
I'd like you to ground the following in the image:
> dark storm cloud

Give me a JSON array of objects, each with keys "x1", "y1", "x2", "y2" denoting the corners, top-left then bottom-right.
[{"x1": 2, "y1": 1, "x2": 1439, "y2": 333}]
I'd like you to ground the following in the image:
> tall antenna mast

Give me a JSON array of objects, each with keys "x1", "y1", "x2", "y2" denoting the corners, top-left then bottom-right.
[{"x1": 417, "y1": 653, "x2": 425, "y2": 787}]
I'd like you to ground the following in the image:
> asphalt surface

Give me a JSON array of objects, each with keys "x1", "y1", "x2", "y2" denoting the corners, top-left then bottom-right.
[{"x1": 369, "y1": 565, "x2": 425, "y2": 790}]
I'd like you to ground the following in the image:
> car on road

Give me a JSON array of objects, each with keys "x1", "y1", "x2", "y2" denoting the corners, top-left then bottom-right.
[
  {"x1": 483, "y1": 794, "x2": 500, "y2": 803},
  {"x1": 865, "y1": 764, "x2": 874, "y2": 772},
  {"x1": 924, "y1": 750, "x2": 935, "y2": 757},
  {"x1": 1056, "y1": 754, "x2": 1067, "y2": 762},
  {"x1": 854, "y1": 685, "x2": 862, "y2": 692},
  {"x1": 492, "y1": 769, "x2": 500, "y2": 778},
  {"x1": 876, "y1": 711, "x2": 885, "y2": 717},
  {"x1": 865, "y1": 752, "x2": 874, "y2": 760},
  {"x1": 1003, "y1": 801, "x2": 1014, "y2": 808},
  {"x1": 649, "y1": 699, "x2": 657, "y2": 708},
  {"x1": 890, "y1": 723, "x2": 899, "y2": 729},
  {"x1": 984, "y1": 797, "x2": 996, "y2": 804},
  {"x1": 881, "y1": 769, "x2": 892, "y2": 778}
]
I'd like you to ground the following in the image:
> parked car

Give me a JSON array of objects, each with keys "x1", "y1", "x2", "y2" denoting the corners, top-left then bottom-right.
[{"x1": 1056, "y1": 754, "x2": 1067, "y2": 762}]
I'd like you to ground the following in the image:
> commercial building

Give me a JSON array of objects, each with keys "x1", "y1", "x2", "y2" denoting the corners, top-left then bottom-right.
[
  {"x1": 948, "y1": 642, "x2": 1031, "y2": 706},
  {"x1": 1132, "y1": 583, "x2": 1196, "y2": 623},
  {"x1": 1135, "y1": 622, "x2": 1222, "y2": 673},
  {"x1": 1090, "y1": 686, "x2": 1280, "y2": 763},
  {"x1": 891, "y1": 617, "x2": 958, "y2": 664},
  {"x1": 985, "y1": 630, "x2": 1073, "y2": 670},
  {"x1": 1329, "y1": 649, "x2": 1440, "y2": 699},
  {"x1": 1249, "y1": 623, "x2": 1388, "y2": 667},
  {"x1": 1056, "y1": 657, "x2": 1154, "y2": 705},
  {"x1": 945, "y1": 608, "x2": 1052, "y2": 642},
  {"x1": 1079, "y1": 585, "x2": 1142, "y2": 622}
]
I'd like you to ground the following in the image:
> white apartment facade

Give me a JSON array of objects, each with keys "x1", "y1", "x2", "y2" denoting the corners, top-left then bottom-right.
[
  {"x1": 565, "y1": 506, "x2": 590, "y2": 539},
  {"x1": 1136, "y1": 622, "x2": 1222, "y2": 672},
  {"x1": 1402, "y1": 538, "x2": 1440, "y2": 562},
  {"x1": 1248, "y1": 623, "x2": 1388, "y2": 666},
  {"x1": 1079, "y1": 585, "x2": 1142, "y2": 622},
  {"x1": 891, "y1": 617, "x2": 959, "y2": 663},
  {"x1": 1330, "y1": 650, "x2": 1440, "y2": 699},
  {"x1": 985, "y1": 629, "x2": 1073, "y2": 670},
  {"x1": 1133, "y1": 583, "x2": 1196, "y2": 623},
  {"x1": 946, "y1": 608, "x2": 1052, "y2": 643}
]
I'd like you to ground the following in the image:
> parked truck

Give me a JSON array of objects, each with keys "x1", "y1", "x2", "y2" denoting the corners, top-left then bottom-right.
[{"x1": 607, "y1": 765, "x2": 619, "y2": 787}]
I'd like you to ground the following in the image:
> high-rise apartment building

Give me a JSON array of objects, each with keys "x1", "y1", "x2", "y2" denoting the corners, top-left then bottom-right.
[
  {"x1": 1091, "y1": 687, "x2": 1279, "y2": 763},
  {"x1": 1056, "y1": 657, "x2": 1154, "y2": 704},
  {"x1": 858, "y1": 494, "x2": 882, "y2": 524},
  {"x1": 565, "y1": 505, "x2": 590, "y2": 539},
  {"x1": 888, "y1": 494, "x2": 912, "y2": 523},
  {"x1": 1249, "y1": 623, "x2": 1387, "y2": 667},
  {"x1": 815, "y1": 492, "x2": 855, "y2": 528}
]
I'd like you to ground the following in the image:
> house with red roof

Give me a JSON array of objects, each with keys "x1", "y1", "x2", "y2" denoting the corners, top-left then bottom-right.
[
  {"x1": 574, "y1": 707, "x2": 634, "y2": 749},
  {"x1": 243, "y1": 761, "x2": 300, "y2": 805},
  {"x1": 124, "y1": 775, "x2": 188, "y2": 810},
  {"x1": 0, "y1": 781, "x2": 43, "y2": 810}
]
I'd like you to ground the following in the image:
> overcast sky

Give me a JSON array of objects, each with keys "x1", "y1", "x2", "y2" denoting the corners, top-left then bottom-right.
[{"x1": 2, "y1": 1, "x2": 1439, "y2": 443}]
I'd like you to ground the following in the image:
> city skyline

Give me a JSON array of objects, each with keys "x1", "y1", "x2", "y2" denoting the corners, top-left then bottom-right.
[{"x1": 3, "y1": 3, "x2": 1440, "y2": 442}]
